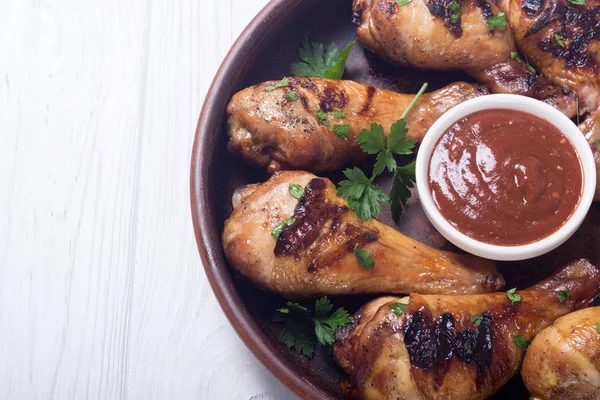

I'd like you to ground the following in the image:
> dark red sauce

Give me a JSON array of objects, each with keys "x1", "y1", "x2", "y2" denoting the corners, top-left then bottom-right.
[{"x1": 429, "y1": 109, "x2": 583, "y2": 246}]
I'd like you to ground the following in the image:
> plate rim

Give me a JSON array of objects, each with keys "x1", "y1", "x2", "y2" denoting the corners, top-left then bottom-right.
[{"x1": 190, "y1": 0, "x2": 331, "y2": 398}]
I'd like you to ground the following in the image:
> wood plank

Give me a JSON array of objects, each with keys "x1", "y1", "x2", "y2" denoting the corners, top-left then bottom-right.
[
  {"x1": 127, "y1": 0, "x2": 296, "y2": 398},
  {"x1": 0, "y1": 0, "x2": 148, "y2": 398}
]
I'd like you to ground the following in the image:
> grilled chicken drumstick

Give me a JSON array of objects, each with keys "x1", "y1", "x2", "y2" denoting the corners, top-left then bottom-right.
[
  {"x1": 334, "y1": 259, "x2": 600, "y2": 400},
  {"x1": 352, "y1": 0, "x2": 577, "y2": 116},
  {"x1": 222, "y1": 171, "x2": 503, "y2": 299},
  {"x1": 522, "y1": 306, "x2": 600, "y2": 400},
  {"x1": 227, "y1": 77, "x2": 487, "y2": 173},
  {"x1": 495, "y1": 0, "x2": 600, "y2": 199}
]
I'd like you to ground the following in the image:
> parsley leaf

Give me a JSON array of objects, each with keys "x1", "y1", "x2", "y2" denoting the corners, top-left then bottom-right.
[
  {"x1": 568, "y1": 0, "x2": 585, "y2": 4},
  {"x1": 363, "y1": 231, "x2": 376, "y2": 240},
  {"x1": 314, "y1": 298, "x2": 352, "y2": 346},
  {"x1": 396, "y1": 0, "x2": 412, "y2": 4},
  {"x1": 513, "y1": 334, "x2": 530, "y2": 351},
  {"x1": 556, "y1": 289, "x2": 572, "y2": 303},
  {"x1": 316, "y1": 109, "x2": 330, "y2": 126},
  {"x1": 271, "y1": 216, "x2": 296, "y2": 239},
  {"x1": 391, "y1": 303, "x2": 408, "y2": 316},
  {"x1": 265, "y1": 77, "x2": 289, "y2": 92},
  {"x1": 290, "y1": 39, "x2": 355, "y2": 80},
  {"x1": 472, "y1": 312, "x2": 491, "y2": 326},
  {"x1": 286, "y1": 90, "x2": 299, "y2": 101},
  {"x1": 449, "y1": 1, "x2": 461, "y2": 24},
  {"x1": 275, "y1": 297, "x2": 351, "y2": 357},
  {"x1": 390, "y1": 162, "x2": 416, "y2": 222},
  {"x1": 597, "y1": 322, "x2": 600, "y2": 333},
  {"x1": 554, "y1": 34, "x2": 565, "y2": 48},
  {"x1": 487, "y1": 12, "x2": 507, "y2": 31},
  {"x1": 333, "y1": 124, "x2": 350, "y2": 139},
  {"x1": 506, "y1": 287, "x2": 522, "y2": 302},
  {"x1": 332, "y1": 110, "x2": 346, "y2": 119},
  {"x1": 337, "y1": 168, "x2": 389, "y2": 220},
  {"x1": 511, "y1": 52, "x2": 536, "y2": 74},
  {"x1": 354, "y1": 243, "x2": 375, "y2": 269},
  {"x1": 289, "y1": 183, "x2": 304, "y2": 199},
  {"x1": 324, "y1": 41, "x2": 356, "y2": 80}
]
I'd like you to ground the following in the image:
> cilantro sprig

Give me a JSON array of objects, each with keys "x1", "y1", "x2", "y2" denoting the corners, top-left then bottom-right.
[
  {"x1": 556, "y1": 289, "x2": 572, "y2": 303},
  {"x1": 290, "y1": 39, "x2": 356, "y2": 80},
  {"x1": 487, "y1": 12, "x2": 507, "y2": 31},
  {"x1": 391, "y1": 303, "x2": 408, "y2": 316},
  {"x1": 506, "y1": 287, "x2": 522, "y2": 302},
  {"x1": 337, "y1": 83, "x2": 427, "y2": 222},
  {"x1": 513, "y1": 334, "x2": 530, "y2": 351},
  {"x1": 511, "y1": 52, "x2": 536, "y2": 74},
  {"x1": 274, "y1": 297, "x2": 352, "y2": 358}
]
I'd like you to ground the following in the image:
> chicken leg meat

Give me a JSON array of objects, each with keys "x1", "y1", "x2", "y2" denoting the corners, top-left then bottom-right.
[
  {"x1": 334, "y1": 258, "x2": 600, "y2": 399},
  {"x1": 353, "y1": 0, "x2": 577, "y2": 116},
  {"x1": 222, "y1": 171, "x2": 503, "y2": 299}
]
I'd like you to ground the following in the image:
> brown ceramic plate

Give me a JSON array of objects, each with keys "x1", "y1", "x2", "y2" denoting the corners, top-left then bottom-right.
[{"x1": 190, "y1": 0, "x2": 600, "y2": 398}]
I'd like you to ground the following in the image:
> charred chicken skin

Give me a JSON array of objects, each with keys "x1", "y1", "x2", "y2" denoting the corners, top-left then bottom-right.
[
  {"x1": 227, "y1": 77, "x2": 487, "y2": 173},
  {"x1": 496, "y1": 0, "x2": 600, "y2": 199},
  {"x1": 222, "y1": 171, "x2": 503, "y2": 299},
  {"x1": 352, "y1": 0, "x2": 577, "y2": 116},
  {"x1": 522, "y1": 306, "x2": 600, "y2": 400},
  {"x1": 334, "y1": 259, "x2": 600, "y2": 400}
]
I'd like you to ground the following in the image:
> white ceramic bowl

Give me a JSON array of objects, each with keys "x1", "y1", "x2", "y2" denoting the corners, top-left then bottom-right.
[{"x1": 416, "y1": 94, "x2": 596, "y2": 261}]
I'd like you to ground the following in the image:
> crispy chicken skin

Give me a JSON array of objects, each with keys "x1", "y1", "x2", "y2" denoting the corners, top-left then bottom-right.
[
  {"x1": 334, "y1": 259, "x2": 600, "y2": 400},
  {"x1": 352, "y1": 0, "x2": 577, "y2": 116},
  {"x1": 222, "y1": 171, "x2": 503, "y2": 299},
  {"x1": 522, "y1": 306, "x2": 600, "y2": 400},
  {"x1": 227, "y1": 77, "x2": 488, "y2": 173},
  {"x1": 495, "y1": 0, "x2": 600, "y2": 199}
]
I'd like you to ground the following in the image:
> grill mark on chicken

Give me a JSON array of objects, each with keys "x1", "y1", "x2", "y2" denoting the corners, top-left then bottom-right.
[
  {"x1": 403, "y1": 310, "x2": 494, "y2": 387},
  {"x1": 428, "y1": 0, "x2": 463, "y2": 37},
  {"x1": 275, "y1": 178, "x2": 350, "y2": 260},
  {"x1": 377, "y1": 0, "x2": 397, "y2": 17},
  {"x1": 359, "y1": 86, "x2": 377, "y2": 114},
  {"x1": 533, "y1": 5, "x2": 600, "y2": 70},
  {"x1": 319, "y1": 85, "x2": 349, "y2": 112},
  {"x1": 523, "y1": 0, "x2": 546, "y2": 15}
]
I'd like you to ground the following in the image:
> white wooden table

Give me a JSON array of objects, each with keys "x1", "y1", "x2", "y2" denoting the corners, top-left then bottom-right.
[{"x1": 0, "y1": 0, "x2": 296, "y2": 398}]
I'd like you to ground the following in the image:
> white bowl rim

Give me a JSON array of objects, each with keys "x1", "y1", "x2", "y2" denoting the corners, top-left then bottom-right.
[{"x1": 415, "y1": 94, "x2": 597, "y2": 261}]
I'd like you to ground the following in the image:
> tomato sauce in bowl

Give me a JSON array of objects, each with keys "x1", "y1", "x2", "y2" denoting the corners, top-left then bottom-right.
[{"x1": 428, "y1": 109, "x2": 583, "y2": 246}]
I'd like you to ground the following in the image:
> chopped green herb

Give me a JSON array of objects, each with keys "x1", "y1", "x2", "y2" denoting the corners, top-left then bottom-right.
[
  {"x1": 597, "y1": 322, "x2": 600, "y2": 333},
  {"x1": 511, "y1": 51, "x2": 536, "y2": 73},
  {"x1": 507, "y1": 287, "x2": 522, "y2": 302},
  {"x1": 568, "y1": 0, "x2": 585, "y2": 4},
  {"x1": 487, "y1": 12, "x2": 507, "y2": 31},
  {"x1": 337, "y1": 83, "x2": 427, "y2": 222},
  {"x1": 354, "y1": 243, "x2": 375, "y2": 269},
  {"x1": 271, "y1": 216, "x2": 296, "y2": 239},
  {"x1": 396, "y1": 0, "x2": 412, "y2": 5},
  {"x1": 265, "y1": 77, "x2": 289, "y2": 92},
  {"x1": 333, "y1": 124, "x2": 350, "y2": 139},
  {"x1": 316, "y1": 109, "x2": 330, "y2": 127},
  {"x1": 449, "y1": 1, "x2": 461, "y2": 24},
  {"x1": 363, "y1": 231, "x2": 376, "y2": 240},
  {"x1": 472, "y1": 312, "x2": 491, "y2": 326},
  {"x1": 286, "y1": 90, "x2": 299, "y2": 101},
  {"x1": 556, "y1": 289, "x2": 572, "y2": 303},
  {"x1": 513, "y1": 334, "x2": 530, "y2": 351},
  {"x1": 391, "y1": 303, "x2": 408, "y2": 316},
  {"x1": 337, "y1": 167, "x2": 389, "y2": 220},
  {"x1": 332, "y1": 110, "x2": 346, "y2": 119},
  {"x1": 288, "y1": 183, "x2": 304, "y2": 199},
  {"x1": 554, "y1": 34, "x2": 565, "y2": 48},
  {"x1": 274, "y1": 297, "x2": 351, "y2": 357},
  {"x1": 290, "y1": 39, "x2": 355, "y2": 80}
]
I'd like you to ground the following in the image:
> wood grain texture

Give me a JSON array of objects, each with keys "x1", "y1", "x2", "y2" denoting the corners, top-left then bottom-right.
[{"x1": 0, "y1": 0, "x2": 296, "y2": 398}]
